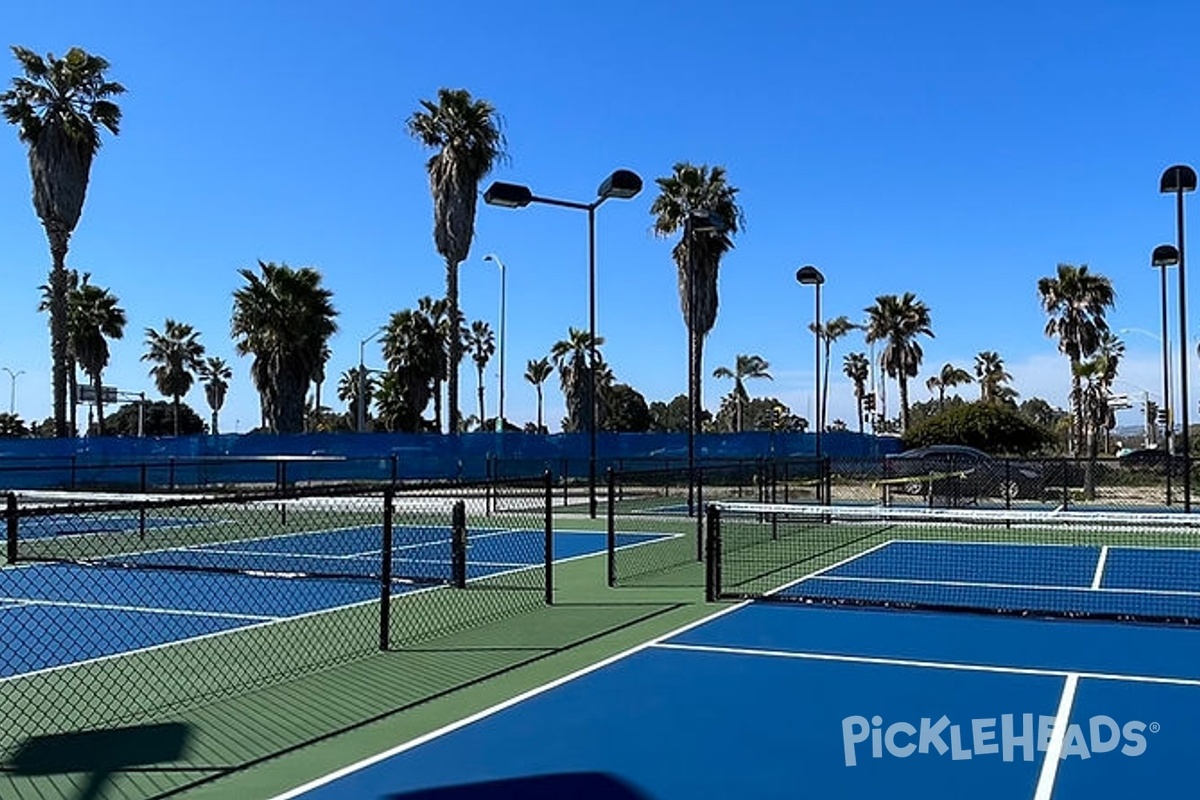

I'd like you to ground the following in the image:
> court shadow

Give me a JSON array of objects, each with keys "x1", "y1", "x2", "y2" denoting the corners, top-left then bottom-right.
[
  {"x1": 387, "y1": 771, "x2": 653, "y2": 799},
  {"x1": 8, "y1": 721, "x2": 191, "y2": 800}
]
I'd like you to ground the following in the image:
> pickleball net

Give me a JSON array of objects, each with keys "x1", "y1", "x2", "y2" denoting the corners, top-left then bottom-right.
[{"x1": 705, "y1": 501, "x2": 1200, "y2": 625}]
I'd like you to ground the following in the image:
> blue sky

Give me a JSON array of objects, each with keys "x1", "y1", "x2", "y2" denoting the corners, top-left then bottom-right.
[{"x1": 1, "y1": 1, "x2": 1198, "y2": 436}]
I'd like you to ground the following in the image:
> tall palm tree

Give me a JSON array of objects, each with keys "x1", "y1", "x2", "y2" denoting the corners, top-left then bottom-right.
[
  {"x1": 551, "y1": 327, "x2": 605, "y2": 433},
  {"x1": 525, "y1": 357, "x2": 552, "y2": 433},
  {"x1": 417, "y1": 295, "x2": 450, "y2": 431},
  {"x1": 143, "y1": 320, "x2": 205, "y2": 436},
  {"x1": 231, "y1": 261, "x2": 339, "y2": 434},
  {"x1": 809, "y1": 316, "x2": 856, "y2": 431},
  {"x1": 974, "y1": 351, "x2": 1012, "y2": 403},
  {"x1": 926, "y1": 362, "x2": 973, "y2": 409},
  {"x1": 407, "y1": 89, "x2": 505, "y2": 435},
  {"x1": 843, "y1": 352, "x2": 870, "y2": 434},
  {"x1": 864, "y1": 292, "x2": 934, "y2": 432},
  {"x1": 712, "y1": 354, "x2": 772, "y2": 432},
  {"x1": 465, "y1": 320, "x2": 495, "y2": 425},
  {"x1": 1038, "y1": 263, "x2": 1116, "y2": 455},
  {"x1": 2, "y1": 47, "x2": 124, "y2": 437},
  {"x1": 650, "y1": 163, "x2": 744, "y2": 448},
  {"x1": 70, "y1": 278, "x2": 125, "y2": 435},
  {"x1": 198, "y1": 357, "x2": 232, "y2": 435},
  {"x1": 338, "y1": 367, "x2": 374, "y2": 429}
]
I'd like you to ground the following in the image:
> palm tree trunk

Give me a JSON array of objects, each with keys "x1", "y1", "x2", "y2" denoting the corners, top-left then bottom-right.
[
  {"x1": 47, "y1": 233, "x2": 70, "y2": 437},
  {"x1": 856, "y1": 391, "x2": 864, "y2": 434},
  {"x1": 899, "y1": 376, "x2": 911, "y2": 432},
  {"x1": 433, "y1": 379, "x2": 443, "y2": 432},
  {"x1": 822, "y1": 344, "x2": 833, "y2": 431},
  {"x1": 212, "y1": 410, "x2": 219, "y2": 436},
  {"x1": 68, "y1": 364, "x2": 77, "y2": 435},
  {"x1": 445, "y1": 259, "x2": 461, "y2": 434},
  {"x1": 477, "y1": 367, "x2": 485, "y2": 427},
  {"x1": 692, "y1": 329, "x2": 705, "y2": 443},
  {"x1": 1070, "y1": 360, "x2": 1082, "y2": 457},
  {"x1": 536, "y1": 386, "x2": 544, "y2": 431},
  {"x1": 93, "y1": 372, "x2": 105, "y2": 436}
]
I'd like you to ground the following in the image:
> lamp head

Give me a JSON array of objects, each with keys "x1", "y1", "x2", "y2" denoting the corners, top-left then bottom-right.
[
  {"x1": 795, "y1": 265, "x2": 825, "y2": 286},
  {"x1": 1160, "y1": 165, "x2": 1197, "y2": 195},
  {"x1": 597, "y1": 169, "x2": 642, "y2": 201},
  {"x1": 1152, "y1": 244, "x2": 1181, "y2": 268},
  {"x1": 483, "y1": 181, "x2": 533, "y2": 208}
]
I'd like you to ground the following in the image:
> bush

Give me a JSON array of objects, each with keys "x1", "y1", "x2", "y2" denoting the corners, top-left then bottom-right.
[{"x1": 903, "y1": 402, "x2": 1054, "y2": 456}]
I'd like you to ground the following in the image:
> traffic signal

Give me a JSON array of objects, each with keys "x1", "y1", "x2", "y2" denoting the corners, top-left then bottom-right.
[
  {"x1": 863, "y1": 393, "x2": 876, "y2": 412},
  {"x1": 1158, "y1": 408, "x2": 1169, "y2": 425}
]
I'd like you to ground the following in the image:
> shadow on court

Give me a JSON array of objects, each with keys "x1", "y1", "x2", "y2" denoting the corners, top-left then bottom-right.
[
  {"x1": 388, "y1": 771, "x2": 653, "y2": 799},
  {"x1": 7, "y1": 722, "x2": 192, "y2": 800}
]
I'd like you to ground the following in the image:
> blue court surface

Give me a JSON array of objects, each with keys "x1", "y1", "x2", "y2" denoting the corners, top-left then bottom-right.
[
  {"x1": 0, "y1": 527, "x2": 660, "y2": 679},
  {"x1": 271, "y1": 540, "x2": 1200, "y2": 799}
]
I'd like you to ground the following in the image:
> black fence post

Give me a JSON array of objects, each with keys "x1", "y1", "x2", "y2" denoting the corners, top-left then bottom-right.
[
  {"x1": 606, "y1": 468, "x2": 616, "y2": 587},
  {"x1": 139, "y1": 463, "x2": 148, "y2": 493},
  {"x1": 705, "y1": 503, "x2": 721, "y2": 602},
  {"x1": 379, "y1": 488, "x2": 394, "y2": 651},
  {"x1": 695, "y1": 467, "x2": 705, "y2": 562},
  {"x1": 6, "y1": 492, "x2": 16, "y2": 565},
  {"x1": 389, "y1": 453, "x2": 399, "y2": 486},
  {"x1": 451, "y1": 500, "x2": 467, "y2": 589},
  {"x1": 544, "y1": 469, "x2": 554, "y2": 605}
]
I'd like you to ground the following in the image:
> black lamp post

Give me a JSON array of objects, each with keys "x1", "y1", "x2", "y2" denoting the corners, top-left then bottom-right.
[
  {"x1": 796, "y1": 266, "x2": 825, "y2": 463},
  {"x1": 1147, "y1": 244, "x2": 1176, "y2": 503},
  {"x1": 1161, "y1": 165, "x2": 1197, "y2": 511},
  {"x1": 484, "y1": 170, "x2": 642, "y2": 518}
]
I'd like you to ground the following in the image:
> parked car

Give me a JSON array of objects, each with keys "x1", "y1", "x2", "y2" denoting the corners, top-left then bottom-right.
[
  {"x1": 884, "y1": 444, "x2": 1044, "y2": 501},
  {"x1": 1118, "y1": 448, "x2": 1187, "y2": 477}
]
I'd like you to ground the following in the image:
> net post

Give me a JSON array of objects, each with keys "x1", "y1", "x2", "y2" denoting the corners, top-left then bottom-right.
[
  {"x1": 379, "y1": 488, "x2": 394, "y2": 652},
  {"x1": 705, "y1": 503, "x2": 721, "y2": 602},
  {"x1": 6, "y1": 492, "x2": 16, "y2": 565},
  {"x1": 543, "y1": 469, "x2": 554, "y2": 605},
  {"x1": 606, "y1": 467, "x2": 616, "y2": 587},
  {"x1": 451, "y1": 500, "x2": 467, "y2": 589}
]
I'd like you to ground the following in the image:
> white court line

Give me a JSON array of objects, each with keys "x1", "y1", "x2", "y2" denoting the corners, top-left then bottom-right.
[
  {"x1": 1091, "y1": 545, "x2": 1109, "y2": 590},
  {"x1": 1034, "y1": 673, "x2": 1079, "y2": 800},
  {"x1": 768, "y1": 539, "x2": 899, "y2": 595},
  {"x1": 807, "y1": 573, "x2": 1200, "y2": 598},
  {"x1": 650, "y1": 642, "x2": 1200, "y2": 687},
  {"x1": 267, "y1": 600, "x2": 754, "y2": 800},
  {"x1": 893, "y1": 538, "x2": 1200, "y2": 553},
  {"x1": 0, "y1": 596, "x2": 279, "y2": 622},
  {"x1": 343, "y1": 527, "x2": 520, "y2": 560}
]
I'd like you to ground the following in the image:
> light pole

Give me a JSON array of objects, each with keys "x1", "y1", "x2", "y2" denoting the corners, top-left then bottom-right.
[
  {"x1": 358, "y1": 327, "x2": 384, "y2": 433},
  {"x1": 1148, "y1": 248, "x2": 1180, "y2": 457},
  {"x1": 796, "y1": 266, "x2": 825, "y2": 462},
  {"x1": 482, "y1": 254, "x2": 507, "y2": 437},
  {"x1": 483, "y1": 169, "x2": 643, "y2": 518},
  {"x1": 1161, "y1": 164, "x2": 1196, "y2": 511},
  {"x1": 2, "y1": 368, "x2": 24, "y2": 415}
]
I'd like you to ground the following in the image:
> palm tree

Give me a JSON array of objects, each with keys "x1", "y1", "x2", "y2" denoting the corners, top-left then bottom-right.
[
  {"x1": 926, "y1": 362, "x2": 973, "y2": 409},
  {"x1": 379, "y1": 307, "x2": 442, "y2": 432},
  {"x1": 143, "y1": 320, "x2": 205, "y2": 436},
  {"x1": 864, "y1": 292, "x2": 934, "y2": 432},
  {"x1": 465, "y1": 320, "x2": 495, "y2": 425},
  {"x1": 407, "y1": 89, "x2": 505, "y2": 435},
  {"x1": 525, "y1": 357, "x2": 552, "y2": 432},
  {"x1": 1038, "y1": 263, "x2": 1116, "y2": 455},
  {"x1": 650, "y1": 163, "x2": 744, "y2": 448},
  {"x1": 231, "y1": 261, "x2": 339, "y2": 434},
  {"x1": 974, "y1": 351, "x2": 1012, "y2": 403},
  {"x1": 712, "y1": 354, "x2": 772, "y2": 432},
  {"x1": 417, "y1": 295, "x2": 450, "y2": 432},
  {"x1": 70, "y1": 277, "x2": 125, "y2": 435},
  {"x1": 809, "y1": 316, "x2": 856, "y2": 430},
  {"x1": 843, "y1": 352, "x2": 870, "y2": 434},
  {"x1": 2, "y1": 47, "x2": 124, "y2": 437},
  {"x1": 338, "y1": 367, "x2": 375, "y2": 429},
  {"x1": 551, "y1": 327, "x2": 605, "y2": 433},
  {"x1": 40, "y1": 269, "x2": 82, "y2": 433},
  {"x1": 308, "y1": 343, "x2": 331, "y2": 430},
  {"x1": 198, "y1": 357, "x2": 232, "y2": 435}
]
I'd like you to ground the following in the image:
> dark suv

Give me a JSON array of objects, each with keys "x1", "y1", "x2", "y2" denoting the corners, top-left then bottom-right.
[{"x1": 885, "y1": 445, "x2": 1044, "y2": 501}]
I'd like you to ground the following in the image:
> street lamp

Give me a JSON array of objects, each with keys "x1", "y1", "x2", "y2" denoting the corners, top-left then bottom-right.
[
  {"x1": 358, "y1": 327, "x2": 384, "y2": 433},
  {"x1": 684, "y1": 210, "x2": 728, "y2": 521},
  {"x1": 484, "y1": 168, "x2": 643, "y2": 518},
  {"x1": 796, "y1": 266, "x2": 826, "y2": 462},
  {"x1": 482, "y1": 254, "x2": 507, "y2": 436},
  {"x1": 1150, "y1": 246, "x2": 1180, "y2": 459},
  {"x1": 2, "y1": 368, "x2": 24, "y2": 415},
  {"x1": 1161, "y1": 164, "x2": 1197, "y2": 510}
]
